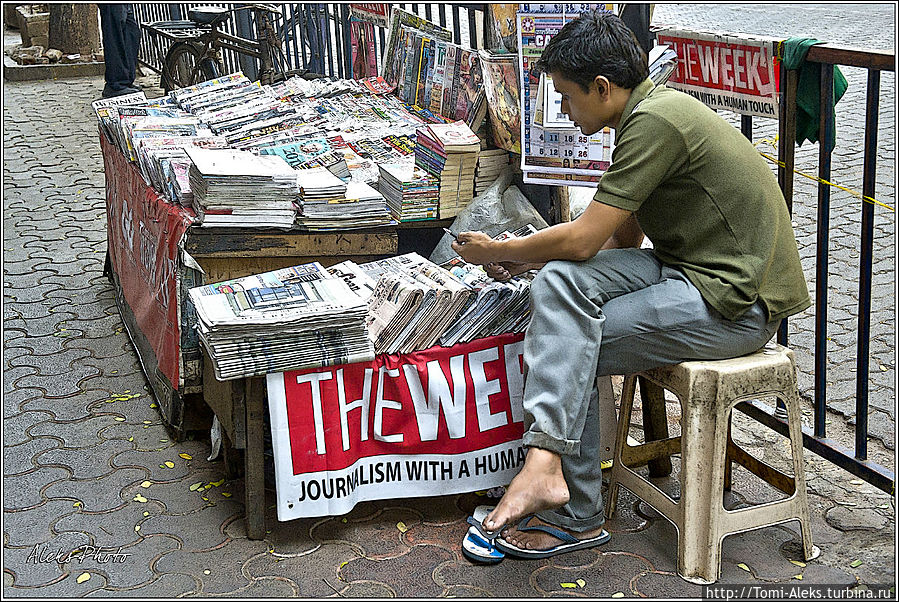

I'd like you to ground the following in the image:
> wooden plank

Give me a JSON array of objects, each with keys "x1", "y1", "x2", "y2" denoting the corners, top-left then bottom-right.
[
  {"x1": 806, "y1": 44, "x2": 894, "y2": 71},
  {"x1": 196, "y1": 255, "x2": 393, "y2": 284},
  {"x1": 201, "y1": 350, "x2": 245, "y2": 447},
  {"x1": 184, "y1": 230, "x2": 397, "y2": 258},
  {"x1": 244, "y1": 376, "x2": 267, "y2": 539}
]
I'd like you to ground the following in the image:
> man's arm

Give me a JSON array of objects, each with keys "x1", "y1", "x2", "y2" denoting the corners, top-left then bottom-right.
[
  {"x1": 452, "y1": 201, "x2": 633, "y2": 265},
  {"x1": 601, "y1": 212, "x2": 644, "y2": 250}
]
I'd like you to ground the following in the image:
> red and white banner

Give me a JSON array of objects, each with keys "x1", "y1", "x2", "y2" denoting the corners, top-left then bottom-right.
[
  {"x1": 267, "y1": 333, "x2": 527, "y2": 519},
  {"x1": 655, "y1": 28, "x2": 780, "y2": 119},
  {"x1": 102, "y1": 134, "x2": 194, "y2": 388},
  {"x1": 349, "y1": 3, "x2": 390, "y2": 28}
]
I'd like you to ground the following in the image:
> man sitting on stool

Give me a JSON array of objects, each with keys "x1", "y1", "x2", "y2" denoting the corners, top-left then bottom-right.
[{"x1": 452, "y1": 9, "x2": 810, "y2": 559}]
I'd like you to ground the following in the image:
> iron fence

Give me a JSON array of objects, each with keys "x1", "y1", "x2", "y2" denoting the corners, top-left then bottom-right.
[
  {"x1": 740, "y1": 44, "x2": 894, "y2": 494},
  {"x1": 134, "y1": 3, "x2": 487, "y2": 79}
]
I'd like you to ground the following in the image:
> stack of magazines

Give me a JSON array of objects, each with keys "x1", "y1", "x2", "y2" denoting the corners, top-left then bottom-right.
[
  {"x1": 298, "y1": 180, "x2": 395, "y2": 230},
  {"x1": 359, "y1": 253, "x2": 473, "y2": 355},
  {"x1": 474, "y1": 148, "x2": 512, "y2": 196},
  {"x1": 185, "y1": 147, "x2": 299, "y2": 228},
  {"x1": 648, "y1": 44, "x2": 679, "y2": 85},
  {"x1": 135, "y1": 135, "x2": 229, "y2": 206},
  {"x1": 377, "y1": 162, "x2": 440, "y2": 221},
  {"x1": 189, "y1": 262, "x2": 374, "y2": 380},
  {"x1": 414, "y1": 121, "x2": 481, "y2": 218}
]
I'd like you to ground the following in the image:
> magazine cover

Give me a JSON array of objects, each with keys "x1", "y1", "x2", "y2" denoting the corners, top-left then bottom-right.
[
  {"x1": 479, "y1": 50, "x2": 522, "y2": 153},
  {"x1": 381, "y1": 7, "x2": 452, "y2": 88}
]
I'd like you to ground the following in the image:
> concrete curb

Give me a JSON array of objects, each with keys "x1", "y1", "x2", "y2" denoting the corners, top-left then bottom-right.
[{"x1": 3, "y1": 57, "x2": 105, "y2": 81}]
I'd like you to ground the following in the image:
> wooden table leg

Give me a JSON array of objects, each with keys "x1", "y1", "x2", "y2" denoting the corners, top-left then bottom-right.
[
  {"x1": 638, "y1": 376, "x2": 673, "y2": 478},
  {"x1": 244, "y1": 376, "x2": 266, "y2": 539}
]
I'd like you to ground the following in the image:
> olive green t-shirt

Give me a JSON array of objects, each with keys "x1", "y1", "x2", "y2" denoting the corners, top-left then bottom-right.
[{"x1": 593, "y1": 78, "x2": 811, "y2": 322}]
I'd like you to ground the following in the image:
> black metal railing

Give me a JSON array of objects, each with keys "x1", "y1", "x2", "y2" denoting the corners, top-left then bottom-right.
[
  {"x1": 739, "y1": 44, "x2": 894, "y2": 494},
  {"x1": 135, "y1": 3, "x2": 487, "y2": 79}
]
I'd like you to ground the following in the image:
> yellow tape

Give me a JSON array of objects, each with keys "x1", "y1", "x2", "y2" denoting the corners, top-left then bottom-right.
[{"x1": 753, "y1": 136, "x2": 894, "y2": 212}]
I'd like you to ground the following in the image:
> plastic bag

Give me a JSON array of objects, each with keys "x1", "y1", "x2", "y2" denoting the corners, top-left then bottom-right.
[{"x1": 429, "y1": 171, "x2": 549, "y2": 265}]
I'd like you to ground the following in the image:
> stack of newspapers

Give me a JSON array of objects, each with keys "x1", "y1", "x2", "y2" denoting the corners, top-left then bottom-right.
[
  {"x1": 135, "y1": 135, "x2": 228, "y2": 206},
  {"x1": 377, "y1": 162, "x2": 440, "y2": 221},
  {"x1": 189, "y1": 262, "x2": 374, "y2": 380},
  {"x1": 299, "y1": 179, "x2": 395, "y2": 230},
  {"x1": 649, "y1": 44, "x2": 679, "y2": 85},
  {"x1": 186, "y1": 146, "x2": 299, "y2": 228},
  {"x1": 359, "y1": 253, "x2": 473, "y2": 355}
]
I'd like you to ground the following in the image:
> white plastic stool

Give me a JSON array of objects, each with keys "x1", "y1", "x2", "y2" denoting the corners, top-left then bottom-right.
[{"x1": 604, "y1": 343, "x2": 820, "y2": 584}]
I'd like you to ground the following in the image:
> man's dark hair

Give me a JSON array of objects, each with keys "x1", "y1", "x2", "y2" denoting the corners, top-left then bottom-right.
[{"x1": 535, "y1": 10, "x2": 648, "y2": 91}]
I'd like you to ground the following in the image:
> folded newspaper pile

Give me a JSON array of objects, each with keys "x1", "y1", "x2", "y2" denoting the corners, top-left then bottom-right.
[
  {"x1": 189, "y1": 262, "x2": 375, "y2": 381},
  {"x1": 377, "y1": 162, "x2": 440, "y2": 221},
  {"x1": 298, "y1": 178, "x2": 395, "y2": 231},
  {"x1": 649, "y1": 44, "x2": 679, "y2": 85},
  {"x1": 186, "y1": 146, "x2": 299, "y2": 228}
]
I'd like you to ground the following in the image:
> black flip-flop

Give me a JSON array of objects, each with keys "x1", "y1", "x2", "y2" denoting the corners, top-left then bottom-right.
[
  {"x1": 495, "y1": 515, "x2": 610, "y2": 559},
  {"x1": 461, "y1": 505, "x2": 505, "y2": 564}
]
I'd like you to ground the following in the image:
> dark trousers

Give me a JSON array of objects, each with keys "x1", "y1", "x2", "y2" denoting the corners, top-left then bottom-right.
[{"x1": 99, "y1": 4, "x2": 141, "y2": 91}]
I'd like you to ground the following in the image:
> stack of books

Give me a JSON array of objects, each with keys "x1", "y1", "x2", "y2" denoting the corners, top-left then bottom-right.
[
  {"x1": 474, "y1": 148, "x2": 512, "y2": 196},
  {"x1": 189, "y1": 263, "x2": 374, "y2": 380},
  {"x1": 377, "y1": 162, "x2": 440, "y2": 222},
  {"x1": 185, "y1": 147, "x2": 299, "y2": 228},
  {"x1": 414, "y1": 121, "x2": 481, "y2": 218}
]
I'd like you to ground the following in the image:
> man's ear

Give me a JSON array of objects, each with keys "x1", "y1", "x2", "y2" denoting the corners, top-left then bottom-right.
[{"x1": 593, "y1": 75, "x2": 611, "y2": 98}]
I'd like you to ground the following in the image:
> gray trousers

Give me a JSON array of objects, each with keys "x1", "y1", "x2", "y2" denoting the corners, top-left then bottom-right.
[{"x1": 521, "y1": 248, "x2": 781, "y2": 532}]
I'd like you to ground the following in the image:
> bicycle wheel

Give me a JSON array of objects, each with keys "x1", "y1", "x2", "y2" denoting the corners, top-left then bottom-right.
[{"x1": 161, "y1": 41, "x2": 222, "y2": 93}]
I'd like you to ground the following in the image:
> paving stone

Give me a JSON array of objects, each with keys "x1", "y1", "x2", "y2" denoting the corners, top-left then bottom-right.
[
  {"x1": 3, "y1": 410, "x2": 53, "y2": 446},
  {"x1": 310, "y1": 506, "x2": 423, "y2": 559},
  {"x1": 631, "y1": 570, "x2": 706, "y2": 598},
  {"x1": 26, "y1": 415, "x2": 121, "y2": 449},
  {"x1": 4, "y1": 499, "x2": 81, "y2": 548},
  {"x1": 339, "y1": 543, "x2": 452, "y2": 597},
  {"x1": 3, "y1": 466, "x2": 71, "y2": 511},
  {"x1": 243, "y1": 541, "x2": 358, "y2": 592},
  {"x1": 65, "y1": 532, "x2": 181, "y2": 590},
  {"x1": 154, "y1": 539, "x2": 270, "y2": 595},
  {"x1": 3, "y1": 387, "x2": 45, "y2": 419},
  {"x1": 5, "y1": 436, "x2": 62, "y2": 476},
  {"x1": 3, "y1": 531, "x2": 92, "y2": 588},
  {"x1": 44, "y1": 467, "x2": 148, "y2": 514},
  {"x1": 89, "y1": 571, "x2": 200, "y2": 597},
  {"x1": 52, "y1": 504, "x2": 145, "y2": 551},
  {"x1": 3, "y1": 365, "x2": 39, "y2": 395},
  {"x1": 9, "y1": 348, "x2": 92, "y2": 377},
  {"x1": 139, "y1": 503, "x2": 243, "y2": 552},
  {"x1": 15, "y1": 363, "x2": 100, "y2": 399},
  {"x1": 36, "y1": 438, "x2": 133, "y2": 480},
  {"x1": 825, "y1": 505, "x2": 890, "y2": 532}
]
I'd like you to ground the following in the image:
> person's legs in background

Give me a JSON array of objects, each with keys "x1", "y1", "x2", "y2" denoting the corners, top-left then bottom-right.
[{"x1": 99, "y1": 3, "x2": 142, "y2": 97}]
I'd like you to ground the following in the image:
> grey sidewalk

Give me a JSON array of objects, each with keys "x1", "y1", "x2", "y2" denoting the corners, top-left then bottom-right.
[{"x1": 3, "y1": 3, "x2": 895, "y2": 598}]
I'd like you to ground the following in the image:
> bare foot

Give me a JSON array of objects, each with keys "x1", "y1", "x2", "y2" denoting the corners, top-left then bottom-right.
[
  {"x1": 482, "y1": 448, "x2": 570, "y2": 532},
  {"x1": 501, "y1": 515, "x2": 606, "y2": 551}
]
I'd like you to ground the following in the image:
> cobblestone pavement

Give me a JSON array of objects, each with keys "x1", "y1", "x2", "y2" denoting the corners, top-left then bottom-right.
[{"x1": 3, "y1": 4, "x2": 895, "y2": 598}]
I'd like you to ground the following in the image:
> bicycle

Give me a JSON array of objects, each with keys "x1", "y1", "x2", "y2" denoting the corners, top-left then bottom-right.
[{"x1": 159, "y1": 3, "x2": 317, "y2": 93}]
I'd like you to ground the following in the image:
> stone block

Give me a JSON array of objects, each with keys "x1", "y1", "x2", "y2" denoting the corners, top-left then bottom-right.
[{"x1": 16, "y1": 5, "x2": 49, "y2": 48}]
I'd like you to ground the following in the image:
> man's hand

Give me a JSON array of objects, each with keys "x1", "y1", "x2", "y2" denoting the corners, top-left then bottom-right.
[
  {"x1": 451, "y1": 231, "x2": 498, "y2": 265},
  {"x1": 485, "y1": 261, "x2": 546, "y2": 281}
]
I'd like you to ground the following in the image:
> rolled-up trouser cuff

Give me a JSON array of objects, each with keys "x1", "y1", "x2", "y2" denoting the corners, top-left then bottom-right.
[
  {"x1": 522, "y1": 431, "x2": 580, "y2": 456},
  {"x1": 536, "y1": 508, "x2": 605, "y2": 533}
]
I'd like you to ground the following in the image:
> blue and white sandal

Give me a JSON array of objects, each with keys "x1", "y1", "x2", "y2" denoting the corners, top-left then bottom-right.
[
  {"x1": 461, "y1": 505, "x2": 505, "y2": 564},
  {"x1": 495, "y1": 515, "x2": 611, "y2": 559}
]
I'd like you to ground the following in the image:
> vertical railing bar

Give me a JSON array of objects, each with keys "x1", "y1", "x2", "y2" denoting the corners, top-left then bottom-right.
[
  {"x1": 777, "y1": 67, "x2": 799, "y2": 348},
  {"x1": 452, "y1": 5, "x2": 462, "y2": 45},
  {"x1": 297, "y1": 4, "x2": 309, "y2": 71},
  {"x1": 425, "y1": 3, "x2": 432, "y2": 22},
  {"x1": 740, "y1": 114, "x2": 752, "y2": 141},
  {"x1": 341, "y1": 4, "x2": 353, "y2": 78},
  {"x1": 438, "y1": 4, "x2": 447, "y2": 28},
  {"x1": 326, "y1": 4, "x2": 334, "y2": 77},
  {"x1": 814, "y1": 62, "x2": 834, "y2": 439},
  {"x1": 855, "y1": 69, "x2": 880, "y2": 461},
  {"x1": 467, "y1": 7, "x2": 477, "y2": 47}
]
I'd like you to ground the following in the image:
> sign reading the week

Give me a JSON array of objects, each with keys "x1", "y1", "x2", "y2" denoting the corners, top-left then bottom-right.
[
  {"x1": 266, "y1": 333, "x2": 527, "y2": 520},
  {"x1": 655, "y1": 28, "x2": 781, "y2": 119}
]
